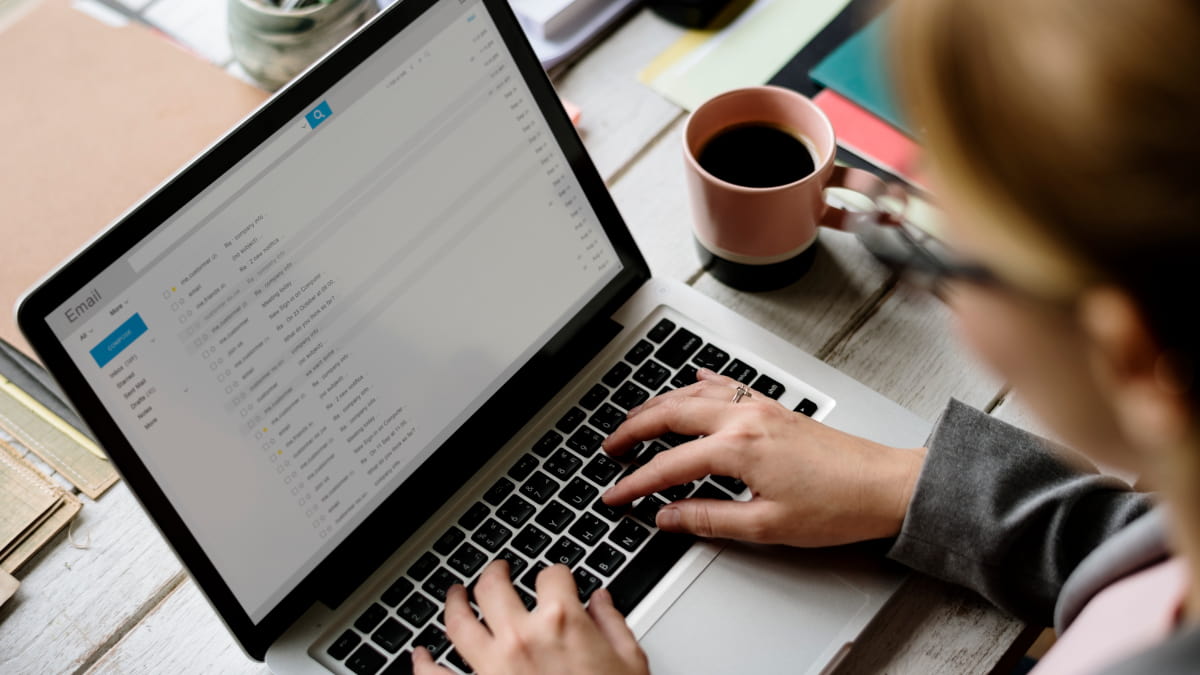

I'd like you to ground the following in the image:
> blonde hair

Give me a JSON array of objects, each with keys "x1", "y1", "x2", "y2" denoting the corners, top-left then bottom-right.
[{"x1": 893, "y1": 0, "x2": 1200, "y2": 383}]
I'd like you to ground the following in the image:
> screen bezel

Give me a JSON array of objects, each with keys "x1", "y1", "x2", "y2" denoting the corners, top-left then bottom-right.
[{"x1": 17, "y1": 0, "x2": 650, "y2": 659}]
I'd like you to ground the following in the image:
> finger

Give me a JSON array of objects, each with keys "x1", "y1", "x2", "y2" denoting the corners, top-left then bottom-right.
[
  {"x1": 586, "y1": 588, "x2": 641, "y2": 657},
  {"x1": 603, "y1": 436, "x2": 734, "y2": 505},
  {"x1": 656, "y1": 498, "x2": 777, "y2": 541},
  {"x1": 473, "y1": 560, "x2": 528, "y2": 625},
  {"x1": 696, "y1": 367, "x2": 743, "y2": 387},
  {"x1": 412, "y1": 647, "x2": 454, "y2": 675},
  {"x1": 627, "y1": 376, "x2": 743, "y2": 415},
  {"x1": 534, "y1": 563, "x2": 581, "y2": 606},
  {"x1": 442, "y1": 585, "x2": 491, "y2": 658},
  {"x1": 603, "y1": 398, "x2": 737, "y2": 454}
]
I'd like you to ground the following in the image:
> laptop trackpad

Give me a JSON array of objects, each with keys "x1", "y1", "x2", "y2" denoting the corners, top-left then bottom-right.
[{"x1": 640, "y1": 544, "x2": 872, "y2": 675}]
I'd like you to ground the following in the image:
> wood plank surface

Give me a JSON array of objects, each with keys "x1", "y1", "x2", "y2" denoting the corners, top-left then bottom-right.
[
  {"x1": 0, "y1": 483, "x2": 183, "y2": 675},
  {"x1": 554, "y1": 10, "x2": 685, "y2": 182},
  {"x1": 86, "y1": 581, "x2": 265, "y2": 675}
]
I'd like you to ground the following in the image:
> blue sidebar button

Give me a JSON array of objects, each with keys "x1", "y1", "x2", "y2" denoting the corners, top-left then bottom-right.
[
  {"x1": 90, "y1": 313, "x2": 148, "y2": 368},
  {"x1": 305, "y1": 100, "x2": 333, "y2": 129}
]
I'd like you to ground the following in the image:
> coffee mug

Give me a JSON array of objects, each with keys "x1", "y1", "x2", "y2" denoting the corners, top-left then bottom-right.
[{"x1": 683, "y1": 85, "x2": 896, "y2": 291}]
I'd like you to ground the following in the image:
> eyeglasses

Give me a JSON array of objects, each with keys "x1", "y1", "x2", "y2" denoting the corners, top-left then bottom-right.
[{"x1": 843, "y1": 209, "x2": 998, "y2": 292}]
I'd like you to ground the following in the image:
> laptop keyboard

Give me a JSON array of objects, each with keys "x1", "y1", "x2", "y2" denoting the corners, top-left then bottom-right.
[{"x1": 324, "y1": 317, "x2": 820, "y2": 674}]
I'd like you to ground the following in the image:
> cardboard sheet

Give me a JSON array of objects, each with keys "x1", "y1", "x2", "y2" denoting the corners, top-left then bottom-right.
[{"x1": 0, "y1": 0, "x2": 266, "y2": 356}]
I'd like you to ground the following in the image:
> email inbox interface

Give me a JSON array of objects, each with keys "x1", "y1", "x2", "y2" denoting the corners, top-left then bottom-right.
[{"x1": 53, "y1": 2, "x2": 618, "y2": 621}]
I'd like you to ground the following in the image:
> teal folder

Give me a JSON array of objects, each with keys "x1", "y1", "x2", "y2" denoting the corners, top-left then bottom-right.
[{"x1": 809, "y1": 9, "x2": 913, "y2": 137}]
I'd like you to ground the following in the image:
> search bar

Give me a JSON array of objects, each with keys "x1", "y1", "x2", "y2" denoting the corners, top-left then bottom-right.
[{"x1": 128, "y1": 104, "x2": 330, "y2": 273}]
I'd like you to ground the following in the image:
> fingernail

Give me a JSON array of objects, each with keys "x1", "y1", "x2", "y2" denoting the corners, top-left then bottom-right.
[
  {"x1": 627, "y1": 404, "x2": 643, "y2": 416},
  {"x1": 696, "y1": 367, "x2": 712, "y2": 377},
  {"x1": 657, "y1": 507, "x2": 680, "y2": 529}
]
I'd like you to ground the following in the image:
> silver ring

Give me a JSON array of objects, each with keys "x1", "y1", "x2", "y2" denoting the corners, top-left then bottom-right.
[{"x1": 731, "y1": 385, "x2": 752, "y2": 403}]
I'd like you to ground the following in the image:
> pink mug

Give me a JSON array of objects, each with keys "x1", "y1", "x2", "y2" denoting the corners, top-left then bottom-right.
[{"x1": 683, "y1": 86, "x2": 890, "y2": 291}]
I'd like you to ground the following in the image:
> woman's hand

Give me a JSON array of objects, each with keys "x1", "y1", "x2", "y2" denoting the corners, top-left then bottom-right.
[
  {"x1": 413, "y1": 561, "x2": 649, "y2": 675},
  {"x1": 601, "y1": 369, "x2": 926, "y2": 547}
]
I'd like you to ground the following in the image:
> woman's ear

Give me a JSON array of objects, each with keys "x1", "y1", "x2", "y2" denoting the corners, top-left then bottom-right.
[{"x1": 1078, "y1": 287, "x2": 1192, "y2": 454}]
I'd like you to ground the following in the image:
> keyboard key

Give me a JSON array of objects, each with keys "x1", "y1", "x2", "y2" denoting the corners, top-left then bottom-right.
[
  {"x1": 515, "y1": 586, "x2": 538, "y2": 610},
  {"x1": 721, "y1": 359, "x2": 758, "y2": 384},
  {"x1": 560, "y1": 477, "x2": 598, "y2": 509},
  {"x1": 592, "y1": 497, "x2": 629, "y2": 522},
  {"x1": 657, "y1": 387, "x2": 673, "y2": 397},
  {"x1": 520, "y1": 561, "x2": 548, "y2": 591},
  {"x1": 587, "y1": 403, "x2": 626, "y2": 434},
  {"x1": 433, "y1": 527, "x2": 465, "y2": 556},
  {"x1": 458, "y1": 503, "x2": 490, "y2": 531},
  {"x1": 573, "y1": 568, "x2": 602, "y2": 602},
  {"x1": 693, "y1": 481, "x2": 735, "y2": 501},
  {"x1": 610, "y1": 382, "x2": 651, "y2": 411},
  {"x1": 692, "y1": 344, "x2": 730, "y2": 370},
  {"x1": 646, "y1": 318, "x2": 676, "y2": 343},
  {"x1": 422, "y1": 568, "x2": 463, "y2": 602},
  {"x1": 482, "y1": 478, "x2": 514, "y2": 506},
  {"x1": 751, "y1": 374, "x2": 786, "y2": 399},
  {"x1": 371, "y1": 618, "x2": 413, "y2": 654},
  {"x1": 711, "y1": 475, "x2": 747, "y2": 494},
  {"x1": 382, "y1": 654, "x2": 414, "y2": 675},
  {"x1": 569, "y1": 512, "x2": 610, "y2": 545},
  {"x1": 513, "y1": 525, "x2": 552, "y2": 557},
  {"x1": 585, "y1": 543, "x2": 627, "y2": 576},
  {"x1": 555, "y1": 408, "x2": 586, "y2": 434},
  {"x1": 496, "y1": 495, "x2": 536, "y2": 527},
  {"x1": 608, "y1": 531, "x2": 695, "y2": 615},
  {"x1": 447, "y1": 543, "x2": 488, "y2": 577},
  {"x1": 346, "y1": 643, "x2": 388, "y2": 675},
  {"x1": 566, "y1": 427, "x2": 604, "y2": 456},
  {"x1": 545, "y1": 537, "x2": 585, "y2": 567},
  {"x1": 355, "y1": 603, "x2": 388, "y2": 633},
  {"x1": 381, "y1": 577, "x2": 415, "y2": 607},
  {"x1": 398, "y1": 593, "x2": 437, "y2": 628},
  {"x1": 633, "y1": 496, "x2": 667, "y2": 526},
  {"x1": 624, "y1": 339, "x2": 654, "y2": 365},
  {"x1": 520, "y1": 472, "x2": 559, "y2": 504},
  {"x1": 544, "y1": 448, "x2": 583, "y2": 480},
  {"x1": 660, "y1": 432, "x2": 696, "y2": 447},
  {"x1": 655, "y1": 328, "x2": 702, "y2": 368},
  {"x1": 535, "y1": 501, "x2": 575, "y2": 533},
  {"x1": 507, "y1": 454, "x2": 540, "y2": 481},
  {"x1": 602, "y1": 362, "x2": 633, "y2": 388},
  {"x1": 659, "y1": 482, "x2": 694, "y2": 501},
  {"x1": 327, "y1": 629, "x2": 362, "y2": 660},
  {"x1": 532, "y1": 430, "x2": 562, "y2": 457},
  {"x1": 496, "y1": 548, "x2": 529, "y2": 580},
  {"x1": 794, "y1": 398, "x2": 818, "y2": 417},
  {"x1": 579, "y1": 383, "x2": 609, "y2": 411},
  {"x1": 610, "y1": 519, "x2": 650, "y2": 552},
  {"x1": 632, "y1": 361, "x2": 670, "y2": 390},
  {"x1": 471, "y1": 519, "x2": 513, "y2": 552},
  {"x1": 634, "y1": 441, "x2": 668, "y2": 464},
  {"x1": 670, "y1": 364, "x2": 698, "y2": 389},
  {"x1": 446, "y1": 649, "x2": 473, "y2": 673},
  {"x1": 581, "y1": 454, "x2": 621, "y2": 485},
  {"x1": 414, "y1": 625, "x2": 450, "y2": 659}
]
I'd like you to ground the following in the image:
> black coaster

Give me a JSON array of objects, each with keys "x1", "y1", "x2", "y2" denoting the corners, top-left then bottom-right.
[{"x1": 695, "y1": 237, "x2": 819, "y2": 292}]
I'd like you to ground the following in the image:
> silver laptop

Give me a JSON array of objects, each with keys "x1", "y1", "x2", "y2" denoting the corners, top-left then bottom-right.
[{"x1": 17, "y1": 1, "x2": 928, "y2": 673}]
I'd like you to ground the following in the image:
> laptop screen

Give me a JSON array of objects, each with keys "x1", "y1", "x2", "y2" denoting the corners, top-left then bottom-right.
[{"x1": 44, "y1": 0, "x2": 620, "y2": 622}]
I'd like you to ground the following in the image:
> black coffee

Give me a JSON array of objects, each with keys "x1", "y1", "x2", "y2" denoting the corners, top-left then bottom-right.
[{"x1": 697, "y1": 123, "x2": 816, "y2": 188}]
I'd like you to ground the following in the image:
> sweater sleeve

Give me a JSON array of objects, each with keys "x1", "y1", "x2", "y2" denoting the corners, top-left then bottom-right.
[{"x1": 886, "y1": 399, "x2": 1154, "y2": 625}]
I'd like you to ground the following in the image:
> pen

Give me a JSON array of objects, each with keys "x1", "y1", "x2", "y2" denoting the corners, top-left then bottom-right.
[{"x1": 0, "y1": 375, "x2": 108, "y2": 461}]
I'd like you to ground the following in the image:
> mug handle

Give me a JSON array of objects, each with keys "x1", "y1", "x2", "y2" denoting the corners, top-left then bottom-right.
[{"x1": 819, "y1": 166, "x2": 910, "y2": 230}]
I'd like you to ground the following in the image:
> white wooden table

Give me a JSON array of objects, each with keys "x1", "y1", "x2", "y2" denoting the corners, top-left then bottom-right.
[{"x1": 0, "y1": 8, "x2": 1038, "y2": 673}]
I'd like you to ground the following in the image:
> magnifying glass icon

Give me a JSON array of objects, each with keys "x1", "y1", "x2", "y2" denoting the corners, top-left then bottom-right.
[{"x1": 305, "y1": 101, "x2": 332, "y2": 128}]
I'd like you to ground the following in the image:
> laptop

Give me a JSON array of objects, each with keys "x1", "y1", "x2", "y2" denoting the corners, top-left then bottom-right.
[{"x1": 17, "y1": 1, "x2": 930, "y2": 672}]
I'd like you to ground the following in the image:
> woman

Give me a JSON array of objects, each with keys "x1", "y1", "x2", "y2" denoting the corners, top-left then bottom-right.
[{"x1": 414, "y1": 0, "x2": 1200, "y2": 672}]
